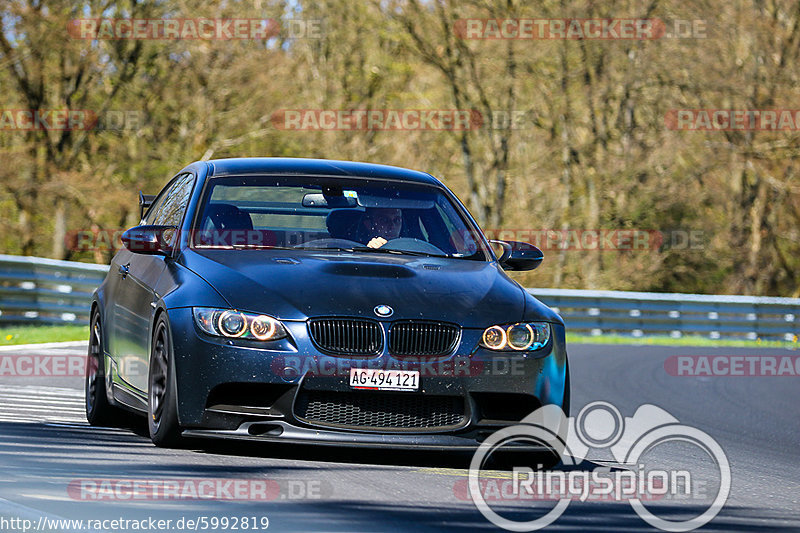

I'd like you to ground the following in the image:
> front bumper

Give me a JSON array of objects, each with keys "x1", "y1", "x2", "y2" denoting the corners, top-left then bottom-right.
[
  {"x1": 167, "y1": 307, "x2": 568, "y2": 449},
  {"x1": 183, "y1": 421, "x2": 552, "y2": 451}
]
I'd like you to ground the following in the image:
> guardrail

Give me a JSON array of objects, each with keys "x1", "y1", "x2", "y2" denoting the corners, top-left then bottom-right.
[
  {"x1": 0, "y1": 254, "x2": 108, "y2": 325},
  {"x1": 529, "y1": 288, "x2": 800, "y2": 342},
  {"x1": 0, "y1": 255, "x2": 797, "y2": 341}
]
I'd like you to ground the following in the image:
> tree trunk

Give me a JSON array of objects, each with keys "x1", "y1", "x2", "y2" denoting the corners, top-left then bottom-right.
[{"x1": 51, "y1": 198, "x2": 67, "y2": 260}]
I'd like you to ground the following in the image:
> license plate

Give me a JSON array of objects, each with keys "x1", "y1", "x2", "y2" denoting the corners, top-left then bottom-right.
[{"x1": 349, "y1": 368, "x2": 419, "y2": 391}]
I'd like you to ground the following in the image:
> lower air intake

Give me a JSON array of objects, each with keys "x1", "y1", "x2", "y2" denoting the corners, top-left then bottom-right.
[{"x1": 295, "y1": 390, "x2": 465, "y2": 430}]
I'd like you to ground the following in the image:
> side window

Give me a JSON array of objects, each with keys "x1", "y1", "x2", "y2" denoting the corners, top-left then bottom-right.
[
  {"x1": 142, "y1": 181, "x2": 175, "y2": 225},
  {"x1": 152, "y1": 173, "x2": 195, "y2": 227}
]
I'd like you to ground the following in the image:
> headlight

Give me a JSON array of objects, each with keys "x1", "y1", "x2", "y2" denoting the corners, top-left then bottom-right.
[
  {"x1": 480, "y1": 322, "x2": 550, "y2": 351},
  {"x1": 482, "y1": 325, "x2": 507, "y2": 350},
  {"x1": 193, "y1": 308, "x2": 288, "y2": 341}
]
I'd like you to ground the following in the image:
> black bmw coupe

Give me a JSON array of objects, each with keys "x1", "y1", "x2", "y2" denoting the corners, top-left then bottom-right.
[{"x1": 86, "y1": 158, "x2": 569, "y2": 448}]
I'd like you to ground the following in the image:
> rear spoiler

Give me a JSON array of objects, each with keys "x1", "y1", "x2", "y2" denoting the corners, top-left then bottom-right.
[{"x1": 139, "y1": 192, "x2": 157, "y2": 220}]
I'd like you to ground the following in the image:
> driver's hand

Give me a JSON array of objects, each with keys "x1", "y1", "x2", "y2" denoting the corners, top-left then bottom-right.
[{"x1": 367, "y1": 237, "x2": 387, "y2": 249}]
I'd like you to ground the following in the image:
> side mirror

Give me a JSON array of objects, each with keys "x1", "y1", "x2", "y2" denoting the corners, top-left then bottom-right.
[
  {"x1": 121, "y1": 225, "x2": 178, "y2": 255},
  {"x1": 490, "y1": 240, "x2": 543, "y2": 271}
]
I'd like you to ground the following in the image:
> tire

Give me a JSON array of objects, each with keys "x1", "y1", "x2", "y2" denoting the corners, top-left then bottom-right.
[
  {"x1": 562, "y1": 361, "x2": 571, "y2": 418},
  {"x1": 148, "y1": 315, "x2": 182, "y2": 447},
  {"x1": 85, "y1": 310, "x2": 119, "y2": 426}
]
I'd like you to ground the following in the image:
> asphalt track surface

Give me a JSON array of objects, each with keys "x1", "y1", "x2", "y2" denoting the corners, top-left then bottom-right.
[{"x1": 0, "y1": 342, "x2": 797, "y2": 532}]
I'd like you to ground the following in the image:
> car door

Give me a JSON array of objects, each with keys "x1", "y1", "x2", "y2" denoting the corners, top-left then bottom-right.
[
  {"x1": 112, "y1": 173, "x2": 195, "y2": 392},
  {"x1": 108, "y1": 179, "x2": 172, "y2": 393}
]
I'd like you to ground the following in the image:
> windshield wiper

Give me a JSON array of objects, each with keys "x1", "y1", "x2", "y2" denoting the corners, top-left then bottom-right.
[
  {"x1": 296, "y1": 246, "x2": 357, "y2": 253},
  {"x1": 300, "y1": 245, "x2": 448, "y2": 258},
  {"x1": 347, "y1": 246, "x2": 447, "y2": 257}
]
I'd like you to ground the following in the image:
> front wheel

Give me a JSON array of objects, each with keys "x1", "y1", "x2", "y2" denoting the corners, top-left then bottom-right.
[
  {"x1": 562, "y1": 361, "x2": 571, "y2": 418},
  {"x1": 148, "y1": 315, "x2": 182, "y2": 447},
  {"x1": 85, "y1": 311, "x2": 120, "y2": 426}
]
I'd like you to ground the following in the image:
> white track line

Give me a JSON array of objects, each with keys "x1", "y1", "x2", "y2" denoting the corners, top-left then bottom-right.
[
  {"x1": 0, "y1": 385, "x2": 83, "y2": 395},
  {"x1": 0, "y1": 341, "x2": 88, "y2": 352},
  {"x1": 0, "y1": 385, "x2": 87, "y2": 423}
]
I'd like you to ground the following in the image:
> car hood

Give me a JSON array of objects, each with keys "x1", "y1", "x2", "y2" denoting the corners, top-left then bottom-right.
[{"x1": 180, "y1": 249, "x2": 559, "y2": 328}]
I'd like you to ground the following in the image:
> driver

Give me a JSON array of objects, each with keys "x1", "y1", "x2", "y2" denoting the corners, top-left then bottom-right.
[{"x1": 359, "y1": 207, "x2": 403, "y2": 248}]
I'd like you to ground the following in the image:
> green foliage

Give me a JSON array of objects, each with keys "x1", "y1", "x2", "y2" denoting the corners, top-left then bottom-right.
[
  {"x1": 0, "y1": 0, "x2": 798, "y2": 296},
  {"x1": 0, "y1": 325, "x2": 89, "y2": 345}
]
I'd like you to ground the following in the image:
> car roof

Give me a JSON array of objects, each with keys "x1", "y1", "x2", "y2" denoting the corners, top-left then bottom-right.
[{"x1": 204, "y1": 157, "x2": 442, "y2": 186}]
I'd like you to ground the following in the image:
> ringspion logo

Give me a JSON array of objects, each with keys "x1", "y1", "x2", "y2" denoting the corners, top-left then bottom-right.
[{"x1": 468, "y1": 402, "x2": 730, "y2": 531}]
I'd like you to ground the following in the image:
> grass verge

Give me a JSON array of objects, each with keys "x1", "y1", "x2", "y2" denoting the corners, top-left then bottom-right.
[
  {"x1": 0, "y1": 325, "x2": 89, "y2": 346},
  {"x1": 567, "y1": 333, "x2": 797, "y2": 349}
]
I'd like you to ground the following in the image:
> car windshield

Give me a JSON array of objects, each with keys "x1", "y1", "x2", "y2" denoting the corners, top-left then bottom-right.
[{"x1": 191, "y1": 175, "x2": 490, "y2": 260}]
